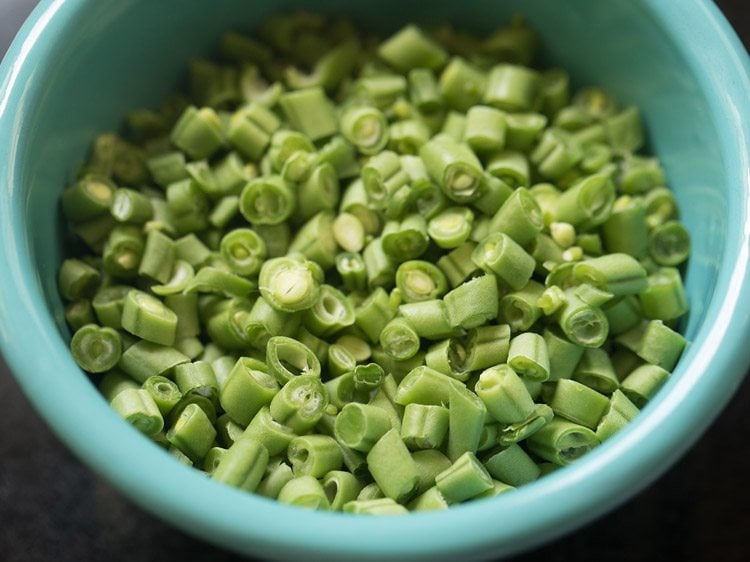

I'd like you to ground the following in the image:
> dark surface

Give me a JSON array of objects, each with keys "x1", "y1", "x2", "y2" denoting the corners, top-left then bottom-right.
[{"x1": 1, "y1": 1, "x2": 749, "y2": 561}]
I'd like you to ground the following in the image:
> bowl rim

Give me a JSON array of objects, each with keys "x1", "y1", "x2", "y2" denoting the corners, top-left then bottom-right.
[{"x1": 1, "y1": 0, "x2": 750, "y2": 559}]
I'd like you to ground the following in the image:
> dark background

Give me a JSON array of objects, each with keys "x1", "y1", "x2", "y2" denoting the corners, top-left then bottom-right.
[{"x1": 1, "y1": 1, "x2": 748, "y2": 561}]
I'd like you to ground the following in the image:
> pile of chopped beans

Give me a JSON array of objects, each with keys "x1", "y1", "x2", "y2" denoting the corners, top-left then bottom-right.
[{"x1": 57, "y1": 12, "x2": 690, "y2": 514}]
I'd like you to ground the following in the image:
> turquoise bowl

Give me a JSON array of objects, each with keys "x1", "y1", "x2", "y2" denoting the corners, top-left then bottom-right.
[{"x1": 1, "y1": 0, "x2": 749, "y2": 559}]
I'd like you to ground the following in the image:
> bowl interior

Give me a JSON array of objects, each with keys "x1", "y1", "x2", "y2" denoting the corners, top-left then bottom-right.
[{"x1": 1, "y1": 0, "x2": 748, "y2": 560}]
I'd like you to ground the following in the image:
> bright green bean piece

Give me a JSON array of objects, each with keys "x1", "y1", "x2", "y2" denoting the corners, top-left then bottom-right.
[
  {"x1": 213, "y1": 438, "x2": 269, "y2": 492},
  {"x1": 367, "y1": 428, "x2": 420, "y2": 503},
  {"x1": 70, "y1": 324, "x2": 122, "y2": 373},
  {"x1": 435, "y1": 451, "x2": 493, "y2": 503}
]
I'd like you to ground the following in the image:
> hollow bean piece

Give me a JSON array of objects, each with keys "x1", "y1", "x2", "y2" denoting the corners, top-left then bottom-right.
[{"x1": 288, "y1": 435, "x2": 344, "y2": 478}]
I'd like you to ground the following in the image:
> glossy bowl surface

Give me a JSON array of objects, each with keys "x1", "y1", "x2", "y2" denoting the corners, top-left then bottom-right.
[{"x1": 1, "y1": 1, "x2": 749, "y2": 560}]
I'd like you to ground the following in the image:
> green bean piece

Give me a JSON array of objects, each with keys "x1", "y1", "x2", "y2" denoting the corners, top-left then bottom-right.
[
  {"x1": 475, "y1": 364, "x2": 535, "y2": 424},
  {"x1": 542, "y1": 379, "x2": 610, "y2": 430},
  {"x1": 61, "y1": 175, "x2": 116, "y2": 223},
  {"x1": 354, "y1": 287, "x2": 396, "y2": 343},
  {"x1": 618, "y1": 319, "x2": 687, "y2": 372},
  {"x1": 602, "y1": 295, "x2": 643, "y2": 336},
  {"x1": 340, "y1": 105, "x2": 389, "y2": 156},
  {"x1": 219, "y1": 358, "x2": 278, "y2": 426},
  {"x1": 472, "y1": 232, "x2": 535, "y2": 291},
  {"x1": 258, "y1": 255, "x2": 322, "y2": 313},
  {"x1": 439, "y1": 57, "x2": 487, "y2": 112},
  {"x1": 482, "y1": 443, "x2": 541, "y2": 486},
  {"x1": 294, "y1": 163, "x2": 340, "y2": 224},
  {"x1": 573, "y1": 348, "x2": 619, "y2": 394},
  {"x1": 185, "y1": 266, "x2": 256, "y2": 299},
  {"x1": 227, "y1": 103, "x2": 280, "y2": 160},
  {"x1": 213, "y1": 438, "x2": 269, "y2": 492},
  {"x1": 266, "y1": 335, "x2": 321, "y2": 385},
  {"x1": 336, "y1": 252, "x2": 368, "y2": 293},
  {"x1": 322, "y1": 470, "x2": 364, "y2": 511},
  {"x1": 302, "y1": 284, "x2": 355, "y2": 338},
  {"x1": 334, "y1": 403, "x2": 393, "y2": 452},
  {"x1": 483, "y1": 63, "x2": 540, "y2": 112},
  {"x1": 120, "y1": 290, "x2": 177, "y2": 346},
  {"x1": 170, "y1": 106, "x2": 224, "y2": 160},
  {"x1": 420, "y1": 134, "x2": 484, "y2": 203},
  {"x1": 150, "y1": 261, "x2": 194, "y2": 297},
  {"x1": 367, "y1": 429, "x2": 420, "y2": 503},
  {"x1": 111, "y1": 388, "x2": 164, "y2": 436},
  {"x1": 499, "y1": 280, "x2": 546, "y2": 332},
  {"x1": 142, "y1": 375, "x2": 182, "y2": 416},
  {"x1": 508, "y1": 333, "x2": 550, "y2": 382},
  {"x1": 400, "y1": 404, "x2": 450, "y2": 450},
  {"x1": 326, "y1": 344, "x2": 356, "y2": 378},
  {"x1": 437, "y1": 241, "x2": 479, "y2": 288},
  {"x1": 473, "y1": 174, "x2": 513, "y2": 217},
  {"x1": 435, "y1": 451, "x2": 493, "y2": 503},
  {"x1": 174, "y1": 233, "x2": 212, "y2": 268},
  {"x1": 332, "y1": 213, "x2": 365, "y2": 254},
  {"x1": 381, "y1": 214, "x2": 429, "y2": 261},
  {"x1": 58, "y1": 259, "x2": 101, "y2": 302},
  {"x1": 555, "y1": 290, "x2": 609, "y2": 348},
  {"x1": 620, "y1": 364, "x2": 670, "y2": 408},
  {"x1": 527, "y1": 416, "x2": 600, "y2": 466},
  {"x1": 486, "y1": 151, "x2": 529, "y2": 190},
  {"x1": 70, "y1": 324, "x2": 122, "y2": 373},
  {"x1": 604, "y1": 106, "x2": 644, "y2": 154},
  {"x1": 256, "y1": 459, "x2": 295, "y2": 499},
  {"x1": 398, "y1": 298, "x2": 455, "y2": 340},
  {"x1": 279, "y1": 87, "x2": 338, "y2": 141},
  {"x1": 649, "y1": 221, "x2": 690, "y2": 266},
  {"x1": 602, "y1": 196, "x2": 648, "y2": 258},
  {"x1": 355, "y1": 74, "x2": 408, "y2": 110},
  {"x1": 270, "y1": 374, "x2": 329, "y2": 434},
  {"x1": 147, "y1": 151, "x2": 189, "y2": 187},
  {"x1": 496, "y1": 403, "x2": 554, "y2": 447},
  {"x1": 99, "y1": 370, "x2": 139, "y2": 402},
  {"x1": 379, "y1": 318, "x2": 421, "y2": 361},
  {"x1": 288, "y1": 435, "x2": 343, "y2": 478},
  {"x1": 408, "y1": 449, "x2": 451, "y2": 496},
  {"x1": 595, "y1": 389, "x2": 640, "y2": 441},
  {"x1": 239, "y1": 175, "x2": 295, "y2": 226},
  {"x1": 447, "y1": 385, "x2": 487, "y2": 461},
  {"x1": 65, "y1": 299, "x2": 96, "y2": 331},
  {"x1": 571, "y1": 253, "x2": 648, "y2": 297},
  {"x1": 395, "y1": 365, "x2": 463, "y2": 406},
  {"x1": 407, "y1": 68, "x2": 442, "y2": 114},
  {"x1": 167, "y1": 403, "x2": 217, "y2": 462},
  {"x1": 463, "y1": 106, "x2": 506, "y2": 154},
  {"x1": 117, "y1": 340, "x2": 189, "y2": 383},
  {"x1": 639, "y1": 267, "x2": 688, "y2": 321},
  {"x1": 488, "y1": 187, "x2": 544, "y2": 248},
  {"x1": 138, "y1": 229, "x2": 176, "y2": 284},
  {"x1": 111, "y1": 188, "x2": 154, "y2": 225},
  {"x1": 395, "y1": 260, "x2": 448, "y2": 304},
  {"x1": 240, "y1": 407, "x2": 294, "y2": 456},
  {"x1": 288, "y1": 211, "x2": 338, "y2": 269},
  {"x1": 203, "y1": 447, "x2": 228, "y2": 475},
  {"x1": 219, "y1": 228, "x2": 267, "y2": 276},
  {"x1": 428, "y1": 206, "x2": 474, "y2": 249},
  {"x1": 378, "y1": 24, "x2": 447, "y2": 72},
  {"x1": 244, "y1": 297, "x2": 301, "y2": 349},
  {"x1": 174, "y1": 360, "x2": 219, "y2": 404},
  {"x1": 343, "y1": 498, "x2": 408, "y2": 515},
  {"x1": 361, "y1": 150, "x2": 405, "y2": 210},
  {"x1": 444, "y1": 274, "x2": 499, "y2": 330},
  {"x1": 254, "y1": 223, "x2": 291, "y2": 259}
]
